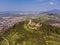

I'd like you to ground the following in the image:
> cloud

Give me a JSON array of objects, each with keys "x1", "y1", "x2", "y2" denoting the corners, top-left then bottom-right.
[{"x1": 49, "y1": 2, "x2": 54, "y2": 5}]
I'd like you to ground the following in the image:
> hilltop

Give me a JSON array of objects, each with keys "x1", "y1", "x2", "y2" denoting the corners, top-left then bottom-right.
[{"x1": 0, "y1": 19, "x2": 60, "y2": 45}]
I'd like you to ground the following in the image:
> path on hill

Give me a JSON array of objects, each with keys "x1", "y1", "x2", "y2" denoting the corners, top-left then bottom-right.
[
  {"x1": 2, "y1": 37, "x2": 9, "y2": 45},
  {"x1": 24, "y1": 23, "x2": 48, "y2": 45}
]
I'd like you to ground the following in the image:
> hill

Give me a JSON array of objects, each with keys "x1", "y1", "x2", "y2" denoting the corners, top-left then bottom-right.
[
  {"x1": 0, "y1": 19, "x2": 60, "y2": 45},
  {"x1": 48, "y1": 9, "x2": 60, "y2": 14}
]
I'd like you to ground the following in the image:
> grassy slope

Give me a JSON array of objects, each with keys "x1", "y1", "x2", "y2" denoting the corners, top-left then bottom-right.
[{"x1": 0, "y1": 21, "x2": 60, "y2": 45}]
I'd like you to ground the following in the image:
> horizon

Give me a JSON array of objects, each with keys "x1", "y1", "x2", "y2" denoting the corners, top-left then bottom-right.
[
  {"x1": 0, "y1": 0, "x2": 60, "y2": 12},
  {"x1": 0, "y1": 9, "x2": 60, "y2": 13}
]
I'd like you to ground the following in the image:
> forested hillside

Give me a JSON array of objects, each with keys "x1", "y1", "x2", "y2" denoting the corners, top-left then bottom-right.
[{"x1": 0, "y1": 19, "x2": 60, "y2": 45}]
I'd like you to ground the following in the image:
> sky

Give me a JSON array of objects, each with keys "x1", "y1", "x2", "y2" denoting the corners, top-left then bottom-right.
[{"x1": 0, "y1": 0, "x2": 60, "y2": 12}]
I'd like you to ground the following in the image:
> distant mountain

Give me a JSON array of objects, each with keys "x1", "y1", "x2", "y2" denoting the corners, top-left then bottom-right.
[
  {"x1": 38, "y1": 9, "x2": 60, "y2": 17},
  {"x1": 0, "y1": 11, "x2": 38, "y2": 17},
  {"x1": 48, "y1": 9, "x2": 60, "y2": 14},
  {"x1": 0, "y1": 9, "x2": 60, "y2": 17}
]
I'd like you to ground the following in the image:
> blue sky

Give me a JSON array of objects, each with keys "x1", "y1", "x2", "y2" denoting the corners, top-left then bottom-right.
[{"x1": 0, "y1": 0, "x2": 60, "y2": 12}]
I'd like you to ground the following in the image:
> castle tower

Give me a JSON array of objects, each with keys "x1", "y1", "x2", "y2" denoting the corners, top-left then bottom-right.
[{"x1": 28, "y1": 19, "x2": 32, "y2": 25}]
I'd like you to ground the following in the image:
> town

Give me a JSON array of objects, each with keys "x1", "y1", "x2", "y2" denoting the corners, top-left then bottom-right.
[{"x1": 0, "y1": 16, "x2": 27, "y2": 32}]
